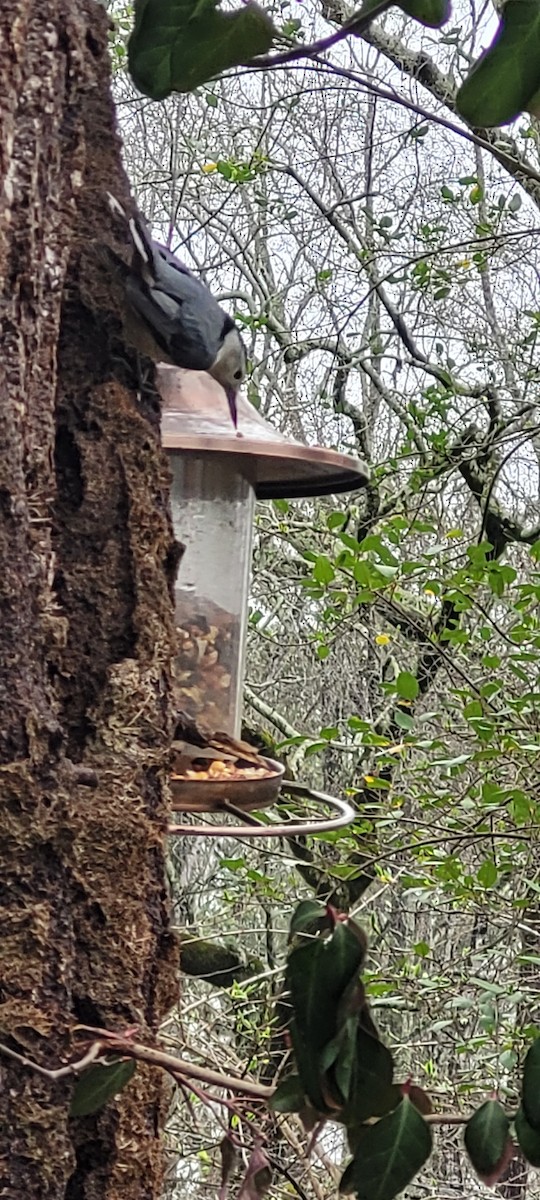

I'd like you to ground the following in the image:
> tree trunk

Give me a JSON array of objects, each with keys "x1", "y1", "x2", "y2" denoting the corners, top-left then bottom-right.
[{"x1": 0, "y1": 3, "x2": 179, "y2": 1196}]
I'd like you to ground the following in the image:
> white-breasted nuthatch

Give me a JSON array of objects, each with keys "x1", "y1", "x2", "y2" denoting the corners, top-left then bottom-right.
[{"x1": 107, "y1": 195, "x2": 247, "y2": 426}]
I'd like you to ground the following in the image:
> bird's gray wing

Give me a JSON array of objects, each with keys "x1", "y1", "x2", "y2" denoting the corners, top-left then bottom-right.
[
  {"x1": 148, "y1": 251, "x2": 228, "y2": 365},
  {"x1": 125, "y1": 222, "x2": 230, "y2": 369},
  {"x1": 125, "y1": 276, "x2": 217, "y2": 370}
]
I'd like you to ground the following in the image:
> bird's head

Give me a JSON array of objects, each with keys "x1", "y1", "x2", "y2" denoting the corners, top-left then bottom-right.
[{"x1": 209, "y1": 325, "x2": 247, "y2": 428}]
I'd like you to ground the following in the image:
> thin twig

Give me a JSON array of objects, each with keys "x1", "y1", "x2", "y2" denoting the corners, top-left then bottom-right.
[
  {"x1": 0, "y1": 1035, "x2": 510, "y2": 1129},
  {"x1": 0, "y1": 1041, "x2": 103, "y2": 1080}
]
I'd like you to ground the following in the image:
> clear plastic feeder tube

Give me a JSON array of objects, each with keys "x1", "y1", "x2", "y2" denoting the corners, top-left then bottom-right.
[{"x1": 169, "y1": 453, "x2": 255, "y2": 737}]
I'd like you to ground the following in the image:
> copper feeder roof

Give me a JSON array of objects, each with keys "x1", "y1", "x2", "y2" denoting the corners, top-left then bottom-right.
[{"x1": 158, "y1": 366, "x2": 369, "y2": 500}]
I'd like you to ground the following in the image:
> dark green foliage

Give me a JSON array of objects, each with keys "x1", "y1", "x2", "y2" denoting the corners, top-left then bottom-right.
[
  {"x1": 128, "y1": 0, "x2": 275, "y2": 98},
  {"x1": 286, "y1": 916, "x2": 368, "y2": 1113},
  {"x1": 515, "y1": 1107, "x2": 540, "y2": 1167},
  {"x1": 270, "y1": 1074, "x2": 306, "y2": 1113},
  {"x1": 456, "y1": 0, "x2": 540, "y2": 127},
  {"x1": 279, "y1": 906, "x2": 430, "y2": 1197},
  {"x1": 340, "y1": 1097, "x2": 432, "y2": 1200},
  {"x1": 70, "y1": 1059, "x2": 136, "y2": 1116},
  {"x1": 398, "y1": 0, "x2": 450, "y2": 28},
  {"x1": 275, "y1": 912, "x2": 540, "y2": 1197},
  {"x1": 127, "y1": 0, "x2": 452, "y2": 100},
  {"x1": 358, "y1": 0, "x2": 449, "y2": 27},
  {"x1": 521, "y1": 1037, "x2": 540, "y2": 1129},
  {"x1": 464, "y1": 1100, "x2": 511, "y2": 1183},
  {"x1": 288, "y1": 899, "x2": 334, "y2": 941}
]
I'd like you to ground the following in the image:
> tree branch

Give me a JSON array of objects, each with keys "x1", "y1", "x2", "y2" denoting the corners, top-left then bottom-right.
[{"x1": 319, "y1": 0, "x2": 540, "y2": 201}]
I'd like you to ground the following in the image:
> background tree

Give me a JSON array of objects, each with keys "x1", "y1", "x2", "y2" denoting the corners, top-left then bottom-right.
[
  {"x1": 0, "y1": 4, "x2": 178, "y2": 1197},
  {"x1": 5, "y1": 0, "x2": 540, "y2": 1197}
]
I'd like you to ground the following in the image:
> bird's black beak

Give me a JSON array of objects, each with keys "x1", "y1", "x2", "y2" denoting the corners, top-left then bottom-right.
[{"x1": 226, "y1": 386, "x2": 238, "y2": 429}]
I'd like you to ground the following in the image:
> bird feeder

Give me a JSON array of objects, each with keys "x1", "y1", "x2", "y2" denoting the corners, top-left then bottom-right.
[{"x1": 159, "y1": 366, "x2": 369, "y2": 741}]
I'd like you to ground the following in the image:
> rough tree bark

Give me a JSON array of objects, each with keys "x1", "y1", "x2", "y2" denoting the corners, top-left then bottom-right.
[{"x1": 0, "y1": 3, "x2": 179, "y2": 1197}]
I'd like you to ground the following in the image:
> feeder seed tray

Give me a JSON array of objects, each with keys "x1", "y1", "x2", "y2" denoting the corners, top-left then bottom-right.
[{"x1": 170, "y1": 757, "x2": 285, "y2": 813}]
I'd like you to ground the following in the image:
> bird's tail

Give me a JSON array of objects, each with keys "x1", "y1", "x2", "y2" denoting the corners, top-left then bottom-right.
[{"x1": 107, "y1": 193, "x2": 160, "y2": 284}]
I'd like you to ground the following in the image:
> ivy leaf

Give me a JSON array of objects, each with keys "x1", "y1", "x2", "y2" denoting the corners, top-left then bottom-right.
[
  {"x1": 340, "y1": 1096, "x2": 432, "y2": 1199},
  {"x1": 319, "y1": 1015, "x2": 359, "y2": 1107},
  {"x1": 70, "y1": 1059, "x2": 136, "y2": 1117},
  {"x1": 128, "y1": 0, "x2": 275, "y2": 99},
  {"x1": 515, "y1": 1107, "x2": 540, "y2": 1167},
  {"x1": 286, "y1": 920, "x2": 366, "y2": 1050},
  {"x1": 456, "y1": 0, "x2": 540, "y2": 128},
  {"x1": 270, "y1": 1075, "x2": 305, "y2": 1114},
  {"x1": 407, "y1": 1085, "x2": 433, "y2": 1116},
  {"x1": 298, "y1": 1102, "x2": 321, "y2": 1132},
  {"x1": 522, "y1": 1037, "x2": 540, "y2": 1128},
  {"x1": 337, "y1": 973, "x2": 378, "y2": 1041},
  {"x1": 464, "y1": 1100, "x2": 511, "y2": 1184}
]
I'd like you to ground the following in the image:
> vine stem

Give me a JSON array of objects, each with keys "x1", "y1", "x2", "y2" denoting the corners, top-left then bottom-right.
[
  {"x1": 0, "y1": 1034, "x2": 273, "y2": 1100},
  {"x1": 0, "y1": 1035, "x2": 513, "y2": 1126}
]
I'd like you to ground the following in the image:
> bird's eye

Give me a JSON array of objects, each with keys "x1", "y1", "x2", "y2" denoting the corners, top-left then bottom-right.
[{"x1": 233, "y1": 370, "x2": 243, "y2": 380}]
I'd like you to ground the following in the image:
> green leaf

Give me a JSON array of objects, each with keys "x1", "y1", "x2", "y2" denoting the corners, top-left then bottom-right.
[
  {"x1": 342, "y1": 1028, "x2": 398, "y2": 1133},
  {"x1": 522, "y1": 1038, "x2": 540, "y2": 1128},
  {"x1": 515, "y1": 1106, "x2": 540, "y2": 1166},
  {"x1": 464, "y1": 1100, "x2": 510, "y2": 1180},
  {"x1": 395, "y1": 672, "x2": 419, "y2": 701},
  {"x1": 340, "y1": 1096, "x2": 432, "y2": 1199},
  {"x1": 477, "y1": 859, "x2": 498, "y2": 888},
  {"x1": 407, "y1": 1085, "x2": 433, "y2": 1116},
  {"x1": 353, "y1": 560, "x2": 375, "y2": 588},
  {"x1": 70, "y1": 1059, "x2": 136, "y2": 1117},
  {"x1": 358, "y1": 0, "x2": 449, "y2": 25},
  {"x1": 129, "y1": 0, "x2": 276, "y2": 99},
  {"x1": 287, "y1": 921, "x2": 366, "y2": 1049},
  {"x1": 328, "y1": 511, "x2": 346, "y2": 531},
  {"x1": 319, "y1": 1015, "x2": 359, "y2": 1107},
  {"x1": 286, "y1": 920, "x2": 367, "y2": 1113},
  {"x1": 456, "y1": 0, "x2": 540, "y2": 128},
  {"x1": 374, "y1": 564, "x2": 399, "y2": 580},
  {"x1": 313, "y1": 555, "x2": 336, "y2": 585},
  {"x1": 288, "y1": 900, "x2": 330, "y2": 941},
  {"x1": 270, "y1": 1075, "x2": 305, "y2": 1113},
  {"x1": 352, "y1": 0, "x2": 397, "y2": 19},
  {"x1": 398, "y1": 0, "x2": 450, "y2": 26},
  {"x1": 394, "y1": 710, "x2": 414, "y2": 731}
]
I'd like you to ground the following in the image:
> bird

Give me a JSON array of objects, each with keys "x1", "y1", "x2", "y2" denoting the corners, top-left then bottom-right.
[
  {"x1": 172, "y1": 713, "x2": 269, "y2": 771},
  {"x1": 106, "y1": 194, "x2": 247, "y2": 426}
]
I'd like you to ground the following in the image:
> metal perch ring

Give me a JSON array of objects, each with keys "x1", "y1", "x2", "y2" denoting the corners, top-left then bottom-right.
[{"x1": 167, "y1": 781, "x2": 356, "y2": 838}]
